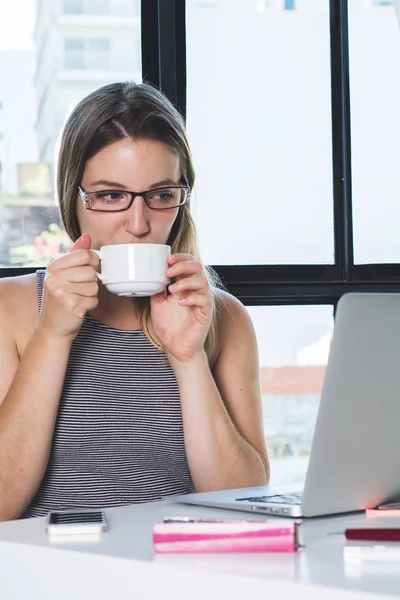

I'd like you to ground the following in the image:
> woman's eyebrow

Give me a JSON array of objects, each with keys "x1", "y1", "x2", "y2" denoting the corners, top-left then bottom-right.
[
  {"x1": 87, "y1": 178, "x2": 180, "y2": 189},
  {"x1": 88, "y1": 179, "x2": 129, "y2": 189},
  {"x1": 148, "y1": 179, "x2": 179, "y2": 188}
]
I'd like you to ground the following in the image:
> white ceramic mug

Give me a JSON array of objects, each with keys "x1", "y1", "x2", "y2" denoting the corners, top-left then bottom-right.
[{"x1": 92, "y1": 243, "x2": 171, "y2": 297}]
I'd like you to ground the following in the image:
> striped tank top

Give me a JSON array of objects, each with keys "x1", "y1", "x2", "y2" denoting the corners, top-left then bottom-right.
[{"x1": 22, "y1": 270, "x2": 194, "y2": 518}]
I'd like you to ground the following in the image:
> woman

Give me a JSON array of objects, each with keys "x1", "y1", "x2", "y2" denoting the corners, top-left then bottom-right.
[{"x1": 0, "y1": 82, "x2": 269, "y2": 520}]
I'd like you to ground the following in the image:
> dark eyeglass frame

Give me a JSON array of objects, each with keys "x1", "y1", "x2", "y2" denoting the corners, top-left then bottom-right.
[{"x1": 78, "y1": 185, "x2": 191, "y2": 212}]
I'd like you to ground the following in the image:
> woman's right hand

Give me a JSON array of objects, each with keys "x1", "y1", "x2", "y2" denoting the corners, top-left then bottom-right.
[{"x1": 37, "y1": 233, "x2": 100, "y2": 341}]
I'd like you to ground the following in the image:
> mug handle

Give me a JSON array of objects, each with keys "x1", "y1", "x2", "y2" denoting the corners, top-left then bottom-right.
[{"x1": 92, "y1": 249, "x2": 105, "y2": 282}]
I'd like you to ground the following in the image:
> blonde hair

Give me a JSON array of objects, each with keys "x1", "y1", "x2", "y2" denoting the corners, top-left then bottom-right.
[{"x1": 57, "y1": 81, "x2": 220, "y2": 365}]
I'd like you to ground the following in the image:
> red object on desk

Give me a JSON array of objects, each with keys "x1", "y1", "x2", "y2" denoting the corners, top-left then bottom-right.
[{"x1": 345, "y1": 528, "x2": 400, "y2": 541}]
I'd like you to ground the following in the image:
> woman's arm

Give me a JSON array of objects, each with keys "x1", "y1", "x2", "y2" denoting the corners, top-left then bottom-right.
[
  {"x1": 170, "y1": 291, "x2": 269, "y2": 492},
  {"x1": 0, "y1": 278, "x2": 73, "y2": 521},
  {"x1": 0, "y1": 235, "x2": 100, "y2": 521}
]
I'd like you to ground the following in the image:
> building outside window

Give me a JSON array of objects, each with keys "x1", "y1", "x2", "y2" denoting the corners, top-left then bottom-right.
[
  {"x1": 63, "y1": 0, "x2": 110, "y2": 14},
  {"x1": 0, "y1": 0, "x2": 140, "y2": 267},
  {"x1": 284, "y1": 0, "x2": 295, "y2": 9},
  {"x1": 64, "y1": 38, "x2": 110, "y2": 70}
]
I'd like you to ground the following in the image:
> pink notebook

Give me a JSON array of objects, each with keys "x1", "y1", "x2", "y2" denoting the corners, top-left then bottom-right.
[{"x1": 153, "y1": 519, "x2": 300, "y2": 553}]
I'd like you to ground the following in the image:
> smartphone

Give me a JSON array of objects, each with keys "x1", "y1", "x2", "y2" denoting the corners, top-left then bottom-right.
[{"x1": 45, "y1": 509, "x2": 108, "y2": 536}]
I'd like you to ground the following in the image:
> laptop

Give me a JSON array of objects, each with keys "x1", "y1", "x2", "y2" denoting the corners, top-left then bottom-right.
[{"x1": 170, "y1": 293, "x2": 400, "y2": 518}]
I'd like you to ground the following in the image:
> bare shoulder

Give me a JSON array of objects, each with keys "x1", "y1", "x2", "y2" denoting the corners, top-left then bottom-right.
[
  {"x1": 0, "y1": 273, "x2": 38, "y2": 311},
  {"x1": 212, "y1": 289, "x2": 258, "y2": 367},
  {"x1": 214, "y1": 289, "x2": 255, "y2": 340},
  {"x1": 0, "y1": 274, "x2": 39, "y2": 403},
  {"x1": 0, "y1": 273, "x2": 39, "y2": 337}
]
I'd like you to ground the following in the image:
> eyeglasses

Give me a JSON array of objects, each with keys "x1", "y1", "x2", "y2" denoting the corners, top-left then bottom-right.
[{"x1": 78, "y1": 185, "x2": 191, "y2": 212}]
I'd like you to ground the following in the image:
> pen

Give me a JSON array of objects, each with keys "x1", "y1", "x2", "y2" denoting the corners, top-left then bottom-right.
[
  {"x1": 344, "y1": 545, "x2": 400, "y2": 562},
  {"x1": 328, "y1": 528, "x2": 400, "y2": 541},
  {"x1": 345, "y1": 528, "x2": 400, "y2": 542}
]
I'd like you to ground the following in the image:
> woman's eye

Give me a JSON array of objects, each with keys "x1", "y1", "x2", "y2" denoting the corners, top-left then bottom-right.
[
  {"x1": 155, "y1": 192, "x2": 172, "y2": 201},
  {"x1": 96, "y1": 192, "x2": 124, "y2": 203}
]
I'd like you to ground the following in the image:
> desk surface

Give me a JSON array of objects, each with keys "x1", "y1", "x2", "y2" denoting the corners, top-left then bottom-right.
[{"x1": 1, "y1": 499, "x2": 400, "y2": 599}]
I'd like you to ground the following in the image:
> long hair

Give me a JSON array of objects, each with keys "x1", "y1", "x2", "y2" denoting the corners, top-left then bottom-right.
[{"x1": 57, "y1": 81, "x2": 220, "y2": 365}]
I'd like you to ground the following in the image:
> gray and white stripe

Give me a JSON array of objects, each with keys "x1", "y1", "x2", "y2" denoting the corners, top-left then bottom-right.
[{"x1": 22, "y1": 270, "x2": 194, "y2": 518}]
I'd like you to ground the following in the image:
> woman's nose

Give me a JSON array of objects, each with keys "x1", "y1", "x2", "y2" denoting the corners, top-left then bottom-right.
[{"x1": 124, "y1": 195, "x2": 150, "y2": 237}]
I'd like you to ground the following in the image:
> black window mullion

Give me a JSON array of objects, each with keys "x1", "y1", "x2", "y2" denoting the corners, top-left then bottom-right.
[
  {"x1": 141, "y1": 0, "x2": 160, "y2": 88},
  {"x1": 212, "y1": 264, "x2": 400, "y2": 306},
  {"x1": 353, "y1": 264, "x2": 400, "y2": 282},
  {"x1": 218, "y1": 280, "x2": 400, "y2": 307},
  {"x1": 141, "y1": 0, "x2": 186, "y2": 118},
  {"x1": 174, "y1": 0, "x2": 187, "y2": 119},
  {"x1": 0, "y1": 267, "x2": 38, "y2": 279},
  {"x1": 157, "y1": 0, "x2": 178, "y2": 107},
  {"x1": 330, "y1": 0, "x2": 354, "y2": 281}
]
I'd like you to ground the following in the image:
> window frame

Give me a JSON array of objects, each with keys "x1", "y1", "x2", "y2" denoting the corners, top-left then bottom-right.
[{"x1": 2, "y1": 0, "x2": 400, "y2": 310}]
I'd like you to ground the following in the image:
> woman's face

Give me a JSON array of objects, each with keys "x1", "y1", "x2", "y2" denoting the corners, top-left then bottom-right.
[{"x1": 77, "y1": 138, "x2": 182, "y2": 249}]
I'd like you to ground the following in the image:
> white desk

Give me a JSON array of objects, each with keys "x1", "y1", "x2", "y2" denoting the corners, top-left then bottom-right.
[{"x1": 0, "y1": 499, "x2": 400, "y2": 599}]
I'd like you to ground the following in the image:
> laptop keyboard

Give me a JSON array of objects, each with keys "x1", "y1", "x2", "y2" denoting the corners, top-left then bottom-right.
[{"x1": 236, "y1": 492, "x2": 303, "y2": 505}]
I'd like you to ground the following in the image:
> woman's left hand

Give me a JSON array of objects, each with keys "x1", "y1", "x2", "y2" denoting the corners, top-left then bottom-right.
[{"x1": 150, "y1": 253, "x2": 213, "y2": 363}]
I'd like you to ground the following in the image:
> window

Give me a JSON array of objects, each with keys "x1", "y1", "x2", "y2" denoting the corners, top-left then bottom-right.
[
  {"x1": 64, "y1": 0, "x2": 82, "y2": 12},
  {"x1": 247, "y1": 305, "x2": 332, "y2": 484},
  {"x1": 0, "y1": 0, "x2": 141, "y2": 268},
  {"x1": 64, "y1": 38, "x2": 110, "y2": 70},
  {"x1": 63, "y1": 0, "x2": 110, "y2": 14},
  {"x1": 184, "y1": 0, "x2": 400, "y2": 487},
  {"x1": 64, "y1": 38, "x2": 84, "y2": 69},
  {"x1": 349, "y1": 1, "x2": 400, "y2": 262},
  {"x1": 186, "y1": 0, "x2": 333, "y2": 265},
  {"x1": 284, "y1": 0, "x2": 295, "y2": 9},
  {"x1": 85, "y1": 38, "x2": 110, "y2": 69}
]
